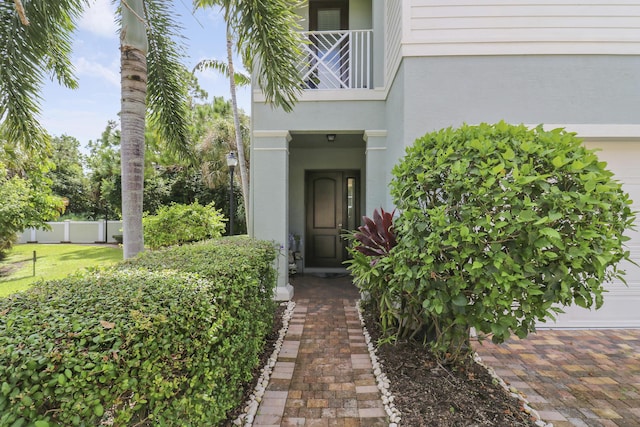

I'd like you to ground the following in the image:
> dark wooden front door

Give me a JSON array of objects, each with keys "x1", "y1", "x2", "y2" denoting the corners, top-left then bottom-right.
[{"x1": 306, "y1": 170, "x2": 360, "y2": 268}]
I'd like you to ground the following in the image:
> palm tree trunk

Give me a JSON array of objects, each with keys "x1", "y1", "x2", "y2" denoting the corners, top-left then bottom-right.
[
  {"x1": 120, "y1": 0, "x2": 148, "y2": 259},
  {"x1": 226, "y1": 24, "x2": 250, "y2": 227}
]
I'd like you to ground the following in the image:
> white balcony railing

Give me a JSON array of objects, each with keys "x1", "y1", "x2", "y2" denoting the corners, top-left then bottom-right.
[{"x1": 297, "y1": 30, "x2": 373, "y2": 90}]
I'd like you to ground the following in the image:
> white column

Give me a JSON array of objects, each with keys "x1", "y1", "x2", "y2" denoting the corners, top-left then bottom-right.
[
  {"x1": 364, "y1": 130, "x2": 388, "y2": 215},
  {"x1": 372, "y1": 2, "x2": 385, "y2": 88},
  {"x1": 29, "y1": 228, "x2": 37, "y2": 242},
  {"x1": 98, "y1": 221, "x2": 105, "y2": 242},
  {"x1": 250, "y1": 130, "x2": 293, "y2": 301},
  {"x1": 63, "y1": 220, "x2": 71, "y2": 243}
]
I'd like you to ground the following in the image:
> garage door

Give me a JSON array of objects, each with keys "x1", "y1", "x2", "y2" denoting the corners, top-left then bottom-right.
[{"x1": 539, "y1": 140, "x2": 640, "y2": 328}]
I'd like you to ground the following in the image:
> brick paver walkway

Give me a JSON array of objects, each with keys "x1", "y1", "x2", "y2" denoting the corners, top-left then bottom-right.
[
  {"x1": 473, "y1": 330, "x2": 640, "y2": 427},
  {"x1": 254, "y1": 274, "x2": 388, "y2": 427},
  {"x1": 255, "y1": 274, "x2": 640, "y2": 427}
]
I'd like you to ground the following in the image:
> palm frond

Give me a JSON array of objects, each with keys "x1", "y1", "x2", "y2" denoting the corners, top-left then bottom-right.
[
  {"x1": 231, "y1": 0, "x2": 304, "y2": 112},
  {"x1": 144, "y1": 0, "x2": 193, "y2": 161},
  {"x1": 0, "y1": 0, "x2": 86, "y2": 152},
  {"x1": 193, "y1": 59, "x2": 251, "y2": 87}
]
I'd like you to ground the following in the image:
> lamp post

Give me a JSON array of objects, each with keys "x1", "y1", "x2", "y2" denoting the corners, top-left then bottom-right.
[{"x1": 226, "y1": 152, "x2": 238, "y2": 236}]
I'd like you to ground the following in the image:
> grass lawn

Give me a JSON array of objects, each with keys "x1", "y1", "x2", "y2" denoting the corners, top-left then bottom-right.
[{"x1": 0, "y1": 244, "x2": 123, "y2": 297}]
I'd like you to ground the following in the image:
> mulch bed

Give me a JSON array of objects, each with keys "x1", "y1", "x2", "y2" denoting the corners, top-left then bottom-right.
[{"x1": 362, "y1": 308, "x2": 539, "y2": 427}]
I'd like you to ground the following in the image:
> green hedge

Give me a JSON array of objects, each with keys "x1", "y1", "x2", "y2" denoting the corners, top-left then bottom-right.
[{"x1": 0, "y1": 237, "x2": 277, "y2": 426}]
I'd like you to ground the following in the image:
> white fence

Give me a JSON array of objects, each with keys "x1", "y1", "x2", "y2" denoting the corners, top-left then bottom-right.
[{"x1": 18, "y1": 220, "x2": 123, "y2": 244}]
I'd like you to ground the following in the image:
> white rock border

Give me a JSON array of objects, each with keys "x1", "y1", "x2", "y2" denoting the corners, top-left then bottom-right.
[
  {"x1": 356, "y1": 300, "x2": 402, "y2": 427},
  {"x1": 473, "y1": 352, "x2": 553, "y2": 427},
  {"x1": 233, "y1": 301, "x2": 296, "y2": 426},
  {"x1": 357, "y1": 300, "x2": 553, "y2": 427}
]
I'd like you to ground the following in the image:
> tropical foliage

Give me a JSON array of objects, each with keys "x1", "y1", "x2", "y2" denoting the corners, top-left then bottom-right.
[
  {"x1": 2, "y1": 0, "x2": 303, "y2": 258},
  {"x1": 119, "y1": 0, "x2": 193, "y2": 258},
  {"x1": 48, "y1": 135, "x2": 92, "y2": 216},
  {"x1": 0, "y1": 164, "x2": 62, "y2": 259},
  {"x1": 195, "y1": 0, "x2": 304, "y2": 112},
  {"x1": 0, "y1": 0, "x2": 85, "y2": 152},
  {"x1": 349, "y1": 122, "x2": 636, "y2": 363},
  {"x1": 0, "y1": 140, "x2": 63, "y2": 258},
  {"x1": 195, "y1": 0, "x2": 305, "y2": 226}
]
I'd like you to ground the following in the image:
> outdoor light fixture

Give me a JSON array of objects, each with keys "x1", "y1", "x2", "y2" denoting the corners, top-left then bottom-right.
[
  {"x1": 226, "y1": 152, "x2": 238, "y2": 236},
  {"x1": 326, "y1": 134, "x2": 336, "y2": 142}
]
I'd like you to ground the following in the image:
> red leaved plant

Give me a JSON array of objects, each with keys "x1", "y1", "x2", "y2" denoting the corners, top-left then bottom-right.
[{"x1": 353, "y1": 208, "x2": 397, "y2": 261}]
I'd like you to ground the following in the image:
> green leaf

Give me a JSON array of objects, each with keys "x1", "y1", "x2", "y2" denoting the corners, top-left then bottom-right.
[
  {"x1": 502, "y1": 147, "x2": 515, "y2": 160},
  {"x1": 491, "y1": 164, "x2": 505, "y2": 175},
  {"x1": 570, "y1": 160, "x2": 585, "y2": 171},
  {"x1": 93, "y1": 404, "x2": 104, "y2": 417},
  {"x1": 540, "y1": 228, "x2": 561, "y2": 240},
  {"x1": 452, "y1": 294, "x2": 467, "y2": 307},
  {"x1": 552, "y1": 156, "x2": 565, "y2": 168},
  {"x1": 574, "y1": 294, "x2": 588, "y2": 308},
  {"x1": 10, "y1": 418, "x2": 26, "y2": 427}
]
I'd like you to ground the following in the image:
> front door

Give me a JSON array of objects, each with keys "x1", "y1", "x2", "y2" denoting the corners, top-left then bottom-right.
[{"x1": 306, "y1": 170, "x2": 360, "y2": 268}]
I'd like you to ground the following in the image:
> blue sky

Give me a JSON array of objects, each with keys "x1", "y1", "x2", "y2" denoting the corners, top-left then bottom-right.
[{"x1": 40, "y1": 0, "x2": 251, "y2": 151}]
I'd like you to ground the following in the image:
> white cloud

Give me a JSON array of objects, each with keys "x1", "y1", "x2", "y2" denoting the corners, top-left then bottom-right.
[
  {"x1": 75, "y1": 57, "x2": 120, "y2": 87},
  {"x1": 202, "y1": 7, "x2": 225, "y2": 28},
  {"x1": 79, "y1": 0, "x2": 117, "y2": 39}
]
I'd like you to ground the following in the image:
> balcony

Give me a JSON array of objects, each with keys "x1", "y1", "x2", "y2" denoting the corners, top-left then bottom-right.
[{"x1": 297, "y1": 30, "x2": 373, "y2": 90}]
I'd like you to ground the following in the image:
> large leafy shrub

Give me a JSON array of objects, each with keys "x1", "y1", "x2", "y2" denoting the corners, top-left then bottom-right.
[
  {"x1": 0, "y1": 238, "x2": 277, "y2": 426},
  {"x1": 142, "y1": 201, "x2": 225, "y2": 249},
  {"x1": 0, "y1": 164, "x2": 62, "y2": 259},
  {"x1": 352, "y1": 122, "x2": 636, "y2": 363}
]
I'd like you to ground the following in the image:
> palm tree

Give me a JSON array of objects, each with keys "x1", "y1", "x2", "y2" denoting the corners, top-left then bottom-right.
[
  {"x1": 120, "y1": 0, "x2": 191, "y2": 258},
  {"x1": 2, "y1": 0, "x2": 302, "y2": 259},
  {"x1": 195, "y1": 0, "x2": 304, "y2": 226},
  {"x1": 0, "y1": 0, "x2": 85, "y2": 155},
  {"x1": 193, "y1": 57, "x2": 250, "y2": 224},
  {"x1": 1, "y1": 0, "x2": 190, "y2": 259}
]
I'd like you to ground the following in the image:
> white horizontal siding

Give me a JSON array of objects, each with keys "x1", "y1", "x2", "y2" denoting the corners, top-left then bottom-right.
[
  {"x1": 385, "y1": 1, "x2": 403, "y2": 87},
  {"x1": 404, "y1": 0, "x2": 640, "y2": 56}
]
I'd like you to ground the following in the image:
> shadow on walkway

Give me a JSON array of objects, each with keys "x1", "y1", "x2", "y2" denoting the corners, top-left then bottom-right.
[{"x1": 291, "y1": 273, "x2": 360, "y2": 301}]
